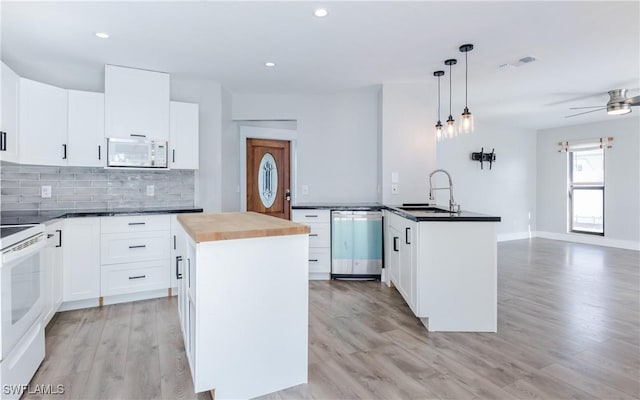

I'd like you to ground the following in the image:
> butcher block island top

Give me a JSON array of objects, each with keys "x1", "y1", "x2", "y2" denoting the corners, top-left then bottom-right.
[{"x1": 177, "y1": 211, "x2": 310, "y2": 242}]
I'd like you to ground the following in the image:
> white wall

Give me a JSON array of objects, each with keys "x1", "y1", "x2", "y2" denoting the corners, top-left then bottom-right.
[
  {"x1": 380, "y1": 83, "x2": 437, "y2": 204},
  {"x1": 436, "y1": 121, "x2": 537, "y2": 240},
  {"x1": 232, "y1": 88, "x2": 380, "y2": 205},
  {"x1": 220, "y1": 87, "x2": 238, "y2": 212},
  {"x1": 536, "y1": 117, "x2": 640, "y2": 249},
  {"x1": 171, "y1": 76, "x2": 223, "y2": 212}
]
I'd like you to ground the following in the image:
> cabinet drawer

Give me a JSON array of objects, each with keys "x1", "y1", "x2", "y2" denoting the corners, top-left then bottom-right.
[
  {"x1": 101, "y1": 214, "x2": 169, "y2": 234},
  {"x1": 292, "y1": 209, "x2": 330, "y2": 223},
  {"x1": 101, "y1": 231, "x2": 170, "y2": 265},
  {"x1": 101, "y1": 260, "x2": 170, "y2": 296},
  {"x1": 308, "y1": 223, "x2": 330, "y2": 248},
  {"x1": 308, "y1": 248, "x2": 330, "y2": 274}
]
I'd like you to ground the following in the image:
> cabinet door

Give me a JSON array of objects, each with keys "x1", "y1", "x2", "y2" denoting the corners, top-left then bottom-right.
[
  {"x1": 170, "y1": 215, "x2": 186, "y2": 289},
  {"x1": 105, "y1": 65, "x2": 169, "y2": 140},
  {"x1": 67, "y1": 90, "x2": 105, "y2": 167},
  {"x1": 19, "y1": 78, "x2": 68, "y2": 166},
  {"x1": 386, "y1": 225, "x2": 401, "y2": 286},
  {"x1": 399, "y1": 223, "x2": 416, "y2": 310},
  {"x1": 63, "y1": 218, "x2": 101, "y2": 302},
  {"x1": 0, "y1": 62, "x2": 19, "y2": 162},
  {"x1": 169, "y1": 101, "x2": 199, "y2": 170},
  {"x1": 43, "y1": 221, "x2": 63, "y2": 326}
]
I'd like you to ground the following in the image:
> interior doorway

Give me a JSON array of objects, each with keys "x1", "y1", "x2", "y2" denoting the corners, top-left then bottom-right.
[{"x1": 246, "y1": 138, "x2": 291, "y2": 220}]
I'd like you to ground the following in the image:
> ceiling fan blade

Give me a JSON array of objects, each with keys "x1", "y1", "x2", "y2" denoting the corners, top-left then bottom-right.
[
  {"x1": 569, "y1": 106, "x2": 606, "y2": 109},
  {"x1": 565, "y1": 108, "x2": 606, "y2": 118},
  {"x1": 624, "y1": 95, "x2": 640, "y2": 106}
]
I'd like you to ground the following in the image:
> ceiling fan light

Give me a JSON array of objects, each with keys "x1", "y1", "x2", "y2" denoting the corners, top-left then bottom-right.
[
  {"x1": 460, "y1": 107, "x2": 474, "y2": 134},
  {"x1": 607, "y1": 103, "x2": 632, "y2": 115}
]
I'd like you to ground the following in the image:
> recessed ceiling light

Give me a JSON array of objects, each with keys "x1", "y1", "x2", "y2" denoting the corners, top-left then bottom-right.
[
  {"x1": 314, "y1": 8, "x2": 328, "y2": 18},
  {"x1": 95, "y1": 32, "x2": 110, "y2": 39},
  {"x1": 265, "y1": 62, "x2": 276, "y2": 67}
]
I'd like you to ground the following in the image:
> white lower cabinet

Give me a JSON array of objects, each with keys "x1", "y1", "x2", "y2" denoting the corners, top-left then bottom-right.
[
  {"x1": 384, "y1": 210, "x2": 417, "y2": 313},
  {"x1": 43, "y1": 221, "x2": 63, "y2": 325},
  {"x1": 99, "y1": 215, "x2": 170, "y2": 298},
  {"x1": 101, "y1": 260, "x2": 170, "y2": 296},
  {"x1": 62, "y1": 218, "x2": 101, "y2": 302},
  {"x1": 292, "y1": 209, "x2": 331, "y2": 280}
]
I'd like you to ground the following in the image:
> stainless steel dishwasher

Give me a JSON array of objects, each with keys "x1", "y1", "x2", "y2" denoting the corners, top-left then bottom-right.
[{"x1": 331, "y1": 211, "x2": 383, "y2": 280}]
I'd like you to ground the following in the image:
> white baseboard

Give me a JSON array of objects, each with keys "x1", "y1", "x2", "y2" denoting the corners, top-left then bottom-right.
[
  {"x1": 497, "y1": 231, "x2": 532, "y2": 242},
  {"x1": 535, "y1": 231, "x2": 640, "y2": 251},
  {"x1": 58, "y1": 289, "x2": 172, "y2": 312}
]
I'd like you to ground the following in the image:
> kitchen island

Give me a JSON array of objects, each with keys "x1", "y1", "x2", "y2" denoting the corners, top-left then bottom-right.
[
  {"x1": 384, "y1": 206, "x2": 500, "y2": 332},
  {"x1": 176, "y1": 212, "x2": 310, "y2": 399}
]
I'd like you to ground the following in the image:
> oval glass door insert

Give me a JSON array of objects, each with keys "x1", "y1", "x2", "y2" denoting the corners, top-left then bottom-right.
[{"x1": 258, "y1": 152, "x2": 278, "y2": 208}]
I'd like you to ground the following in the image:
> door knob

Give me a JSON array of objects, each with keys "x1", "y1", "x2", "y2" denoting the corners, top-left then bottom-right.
[{"x1": 285, "y1": 189, "x2": 291, "y2": 202}]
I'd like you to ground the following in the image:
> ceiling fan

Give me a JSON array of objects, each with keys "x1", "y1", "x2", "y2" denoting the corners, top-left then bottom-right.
[{"x1": 565, "y1": 89, "x2": 640, "y2": 118}]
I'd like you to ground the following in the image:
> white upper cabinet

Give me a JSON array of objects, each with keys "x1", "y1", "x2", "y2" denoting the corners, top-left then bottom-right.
[
  {"x1": 1, "y1": 62, "x2": 19, "y2": 163},
  {"x1": 105, "y1": 65, "x2": 170, "y2": 141},
  {"x1": 169, "y1": 101, "x2": 199, "y2": 170},
  {"x1": 67, "y1": 90, "x2": 105, "y2": 167},
  {"x1": 19, "y1": 78, "x2": 68, "y2": 166}
]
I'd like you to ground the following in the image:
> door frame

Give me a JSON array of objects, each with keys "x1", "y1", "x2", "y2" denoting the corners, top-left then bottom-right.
[{"x1": 239, "y1": 125, "x2": 297, "y2": 212}]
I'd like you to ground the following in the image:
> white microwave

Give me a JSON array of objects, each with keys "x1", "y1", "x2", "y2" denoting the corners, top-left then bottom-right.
[{"x1": 107, "y1": 138, "x2": 168, "y2": 168}]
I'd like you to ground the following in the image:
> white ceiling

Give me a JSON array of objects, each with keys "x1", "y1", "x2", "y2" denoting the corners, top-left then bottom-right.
[{"x1": 2, "y1": 1, "x2": 639, "y2": 130}]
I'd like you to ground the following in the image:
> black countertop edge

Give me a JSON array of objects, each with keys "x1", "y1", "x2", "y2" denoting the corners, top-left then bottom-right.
[
  {"x1": 1, "y1": 208, "x2": 204, "y2": 225},
  {"x1": 384, "y1": 206, "x2": 501, "y2": 222},
  {"x1": 292, "y1": 203, "x2": 384, "y2": 211},
  {"x1": 292, "y1": 203, "x2": 500, "y2": 222}
]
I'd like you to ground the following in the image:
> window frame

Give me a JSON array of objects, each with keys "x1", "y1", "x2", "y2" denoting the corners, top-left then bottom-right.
[{"x1": 568, "y1": 149, "x2": 605, "y2": 236}]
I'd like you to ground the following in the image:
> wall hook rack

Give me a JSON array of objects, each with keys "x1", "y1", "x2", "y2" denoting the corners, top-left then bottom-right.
[{"x1": 471, "y1": 147, "x2": 496, "y2": 169}]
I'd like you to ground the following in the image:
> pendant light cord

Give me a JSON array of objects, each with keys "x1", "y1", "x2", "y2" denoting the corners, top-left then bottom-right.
[
  {"x1": 437, "y1": 76, "x2": 441, "y2": 120},
  {"x1": 449, "y1": 64, "x2": 452, "y2": 116},
  {"x1": 465, "y1": 51, "x2": 468, "y2": 108}
]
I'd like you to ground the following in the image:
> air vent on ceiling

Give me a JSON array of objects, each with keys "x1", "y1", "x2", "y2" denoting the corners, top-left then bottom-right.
[{"x1": 499, "y1": 55, "x2": 537, "y2": 70}]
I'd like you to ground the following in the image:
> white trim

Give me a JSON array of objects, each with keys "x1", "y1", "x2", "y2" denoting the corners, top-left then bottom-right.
[
  {"x1": 497, "y1": 231, "x2": 533, "y2": 242},
  {"x1": 535, "y1": 231, "x2": 640, "y2": 251},
  {"x1": 239, "y1": 125, "x2": 298, "y2": 212}
]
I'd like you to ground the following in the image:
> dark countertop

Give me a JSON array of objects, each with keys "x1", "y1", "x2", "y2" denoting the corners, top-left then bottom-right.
[
  {"x1": 1, "y1": 207, "x2": 204, "y2": 225},
  {"x1": 292, "y1": 203, "x2": 384, "y2": 211},
  {"x1": 385, "y1": 205, "x2": 501, "y2": 222},
  {"x1": 292, "y1": 203, "x2": 500, "y2": 222}
]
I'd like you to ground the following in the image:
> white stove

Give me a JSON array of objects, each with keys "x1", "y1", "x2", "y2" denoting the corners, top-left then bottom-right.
[{"x1": 0, "y1": 223, "x2": 46, "y2": 399}]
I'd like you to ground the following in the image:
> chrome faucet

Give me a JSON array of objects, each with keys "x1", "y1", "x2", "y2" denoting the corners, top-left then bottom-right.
[{"x1": 428, "y1": 169, "x2": 460, "y2": 213}]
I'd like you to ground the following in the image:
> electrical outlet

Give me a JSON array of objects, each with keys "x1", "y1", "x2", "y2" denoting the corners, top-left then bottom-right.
[
  {"x1": 41, "y1": 185, "x2": 52, "y2": 198},
  {"x1": 302, "y1": 185, "x2": 309, "y2": 195},
  {"x1": 146, "y1": 185, "x2": 155, "y2": 197},
  {"x1": 391, "y1": 184, "x2": 399, "y2": 194}
]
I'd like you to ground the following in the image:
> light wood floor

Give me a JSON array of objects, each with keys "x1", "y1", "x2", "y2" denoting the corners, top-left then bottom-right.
[{"x1": 26, "y1": 238, "x2": 639, "y2": 399}]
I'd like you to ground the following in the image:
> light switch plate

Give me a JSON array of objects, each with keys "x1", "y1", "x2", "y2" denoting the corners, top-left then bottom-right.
[
  {"x1": 391, "y1": 184, "x2": 399, "y2": 194},
  {"x1": 146, "y1": 185, "x2": 155, "y2": 197},
  {"x1": 391, "y1": 172, "x2": 399, "y2": 183},
  {"x1": 41, "y1": 185, "x2": 52, "y2": 198}
]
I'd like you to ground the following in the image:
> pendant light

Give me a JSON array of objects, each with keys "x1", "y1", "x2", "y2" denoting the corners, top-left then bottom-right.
[
  {"x1": 434, "y1": 70, "x2": 445, "y2": 141},
  {"x1": 459, "y1": 44, "x2": 474, "y2": 134},
  {"x1": 444, "y1": 59, "x2": 457, "y2": 138}
]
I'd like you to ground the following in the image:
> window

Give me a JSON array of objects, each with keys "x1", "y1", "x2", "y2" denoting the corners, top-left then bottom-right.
[{"x1": 569, "y1": 148, "x2": 604, "y2": 235}]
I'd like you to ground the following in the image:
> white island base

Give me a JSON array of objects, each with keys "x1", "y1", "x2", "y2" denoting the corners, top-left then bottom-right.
[
  {"x1": 384, "y1": 209, "x2": 498, "y2": 332},
  {"x1": 177, "y1": 213, "x2": 310, "y2": 399}
]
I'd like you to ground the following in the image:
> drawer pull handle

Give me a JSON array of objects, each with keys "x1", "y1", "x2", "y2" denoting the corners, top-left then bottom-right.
[
  {"x1": 128, "y1": 222, "x2": 146, "y2": 226},
  {"x1": 176, "y1": 256, "x2": 183, "y2": 279},
  {"x1": 129, "y1": 245, "x2": 146, "y2": 249},
  {"x1": 305, "y1": 215, "x2": 318, "y2": 218},
  {"x1": 309, "y1": 259, "x2": 319, "y2": 262},
  {"x1": 309, "y1": 234, "x2": 319, "y2": 237},
  {"x1": 129, "y1": 275, "x2": 146, "y2": 280},
  {"x1": 130, "y1": 134, "x2": 147, "y2": 138}
]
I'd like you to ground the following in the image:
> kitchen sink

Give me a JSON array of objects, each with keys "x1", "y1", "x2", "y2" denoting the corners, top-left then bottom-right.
[{"x1": 398, "y1": 206, "x2": 452, "y2": 213}]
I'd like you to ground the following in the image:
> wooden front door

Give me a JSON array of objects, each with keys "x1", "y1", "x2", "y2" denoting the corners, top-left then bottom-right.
[{"x1": 246, "y1": 138, "x2": 291, "y2": 220}]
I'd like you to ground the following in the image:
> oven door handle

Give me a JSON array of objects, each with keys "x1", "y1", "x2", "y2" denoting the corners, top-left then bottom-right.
[{"x1": 1, "y1": 235, "x2": 47, "y2": 265}]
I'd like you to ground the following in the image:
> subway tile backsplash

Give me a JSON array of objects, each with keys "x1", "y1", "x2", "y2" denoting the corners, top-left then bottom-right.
[{"x1": 0, "y1": 163, "x2": 195, "y2": 211}]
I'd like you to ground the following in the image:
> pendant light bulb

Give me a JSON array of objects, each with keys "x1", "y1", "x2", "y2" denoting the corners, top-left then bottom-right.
[
  {"x1": 459, "y1": 44, "x2": 474, "y2": 134},
  {"x1": 444, "y1": 59, "x2": 457, "y2": 138},
  {"x1": 433, "y1": 70, "x2": 445, "y2": 141}
]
